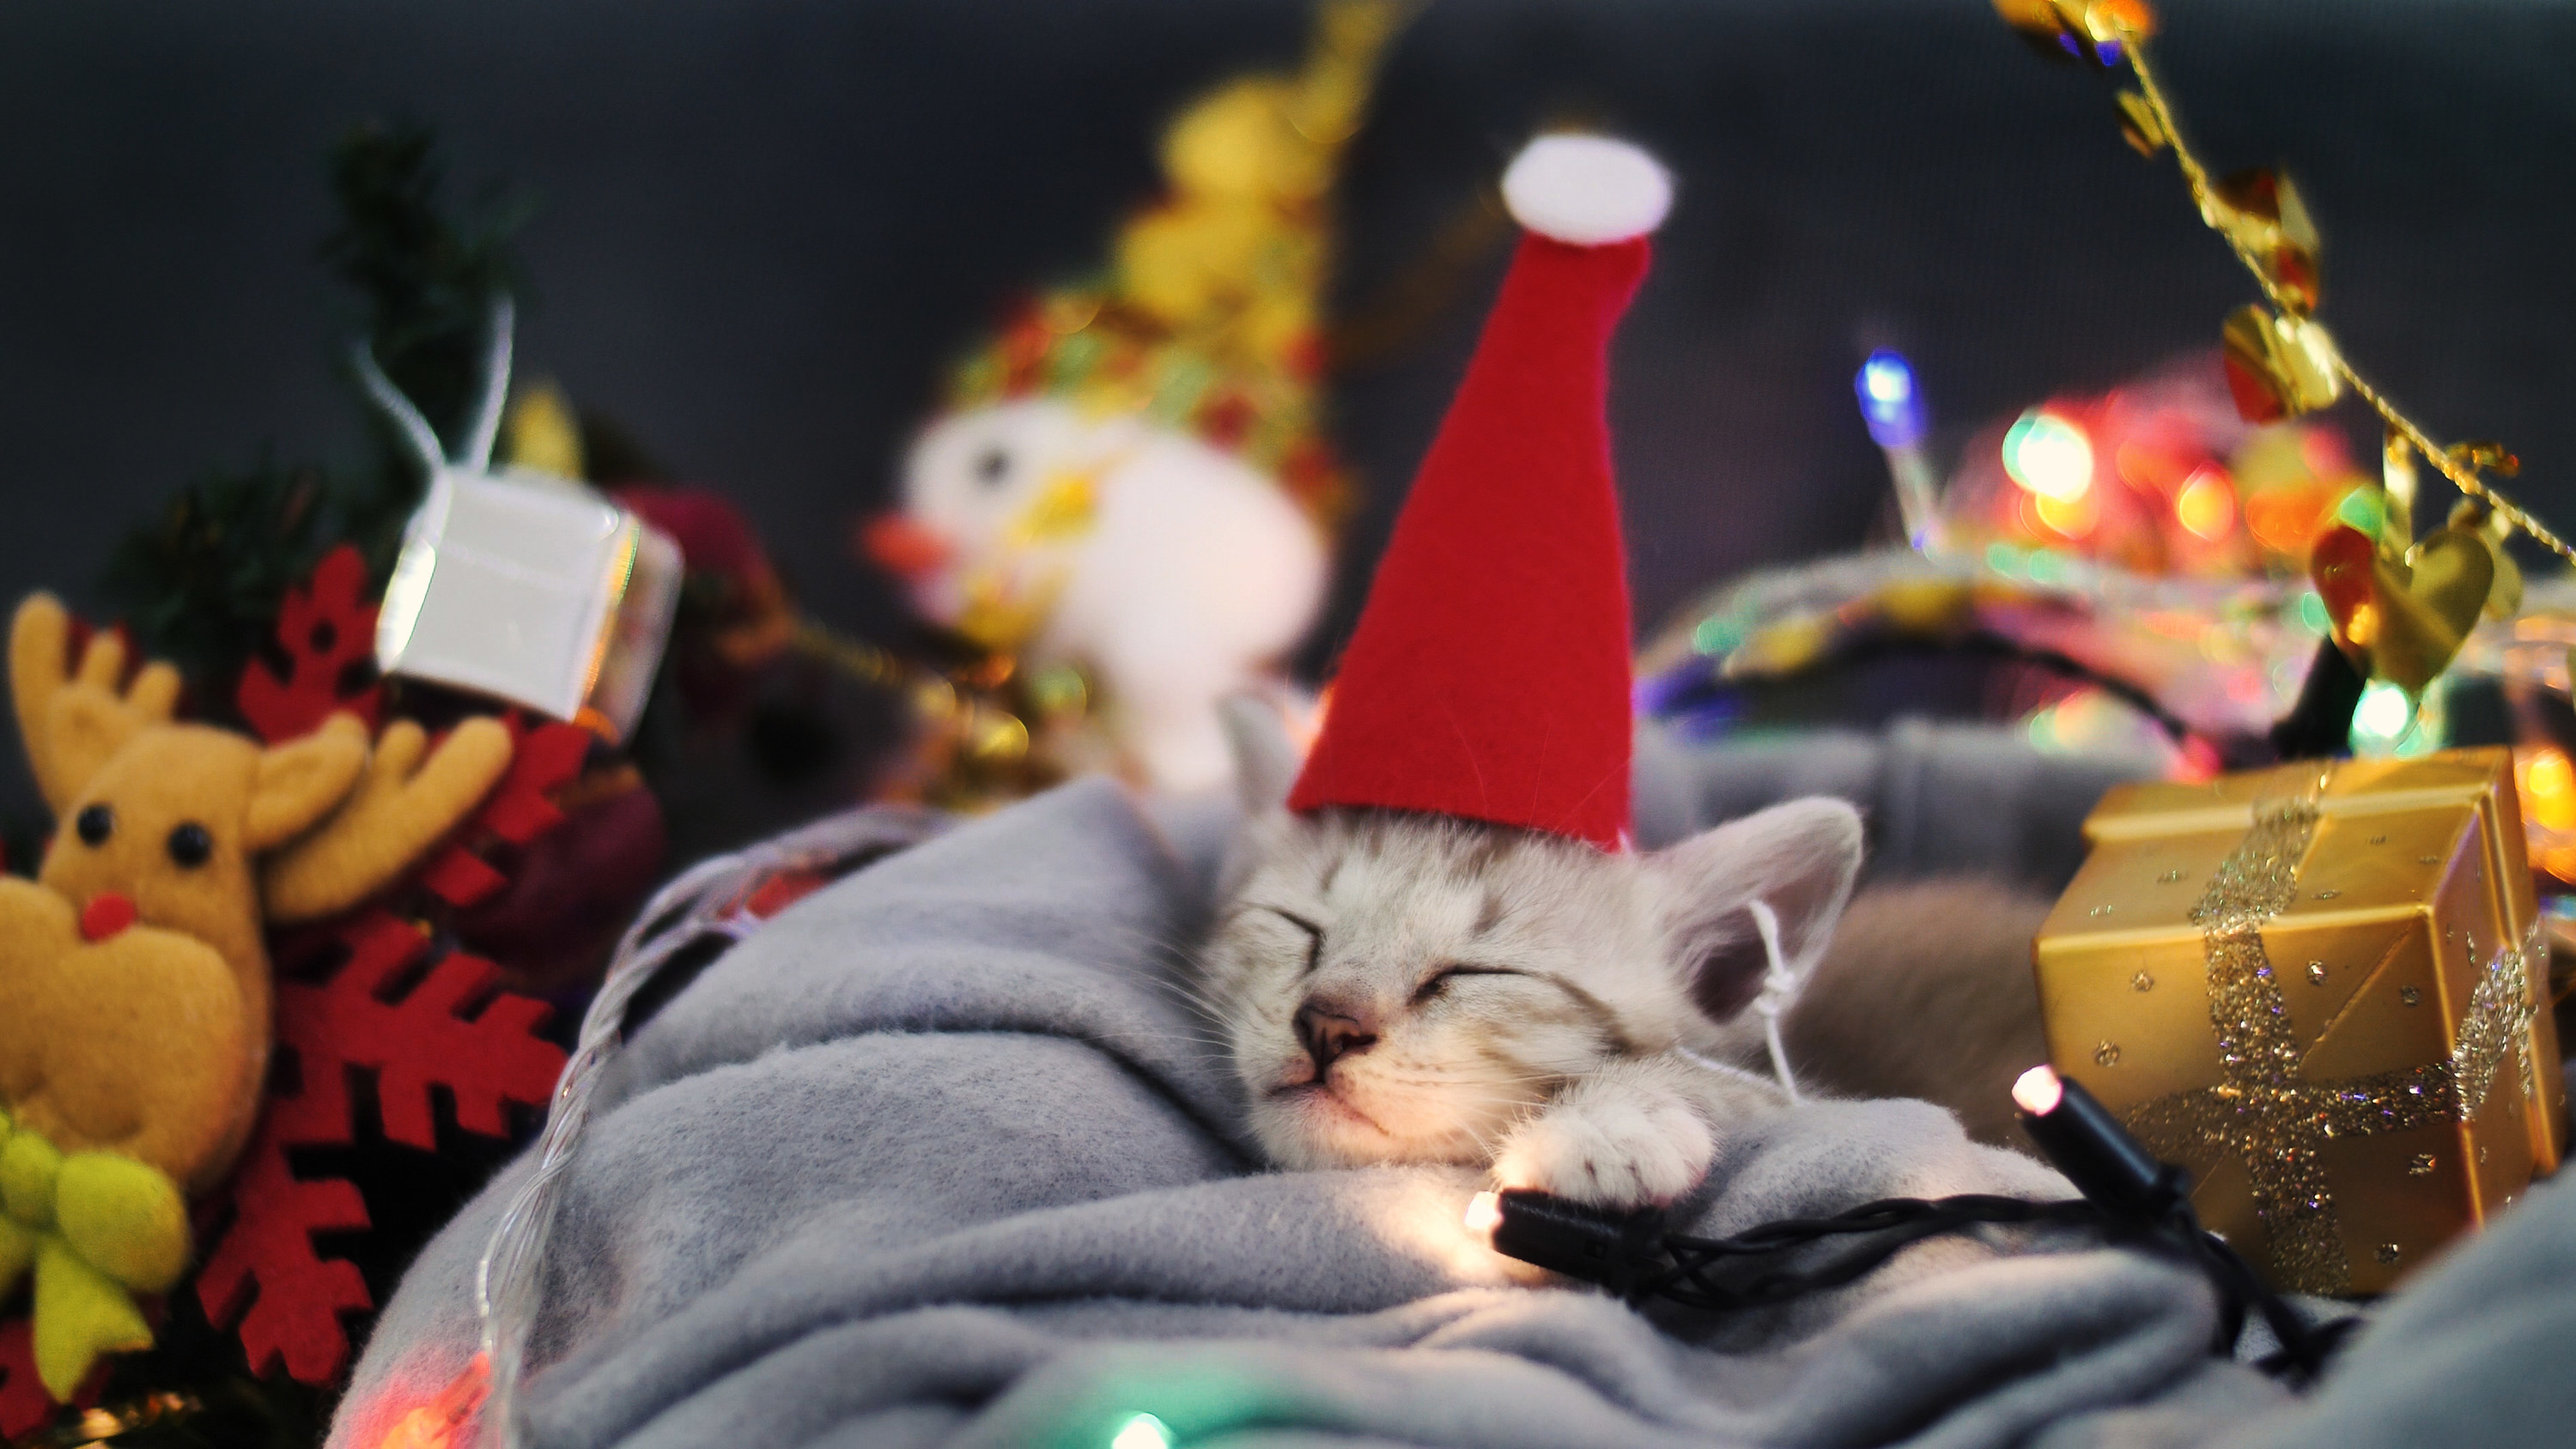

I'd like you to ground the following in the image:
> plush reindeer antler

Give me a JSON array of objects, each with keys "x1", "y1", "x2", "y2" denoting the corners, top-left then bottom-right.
[
  {"x1": 262, "y1": 717, "x2": 514, "y2": 923},
  {"x1": 9, "y1": 593, "x2": 184, "y2": 814}
]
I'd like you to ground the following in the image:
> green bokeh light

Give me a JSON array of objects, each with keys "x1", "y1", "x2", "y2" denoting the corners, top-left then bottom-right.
[
  {"x1": 1692, "y1": 612, "x2": 1747, "y2": 657},
  {"x1": 2332, "y1": 487, "x2": 2385, "y2": 537},
  {"x1": 2297, "y1": 590, "x2": 2329, "y2": 634},
  {"x1": 1110, "y1": 1413, "x2": 1173, "y2": 1449}
]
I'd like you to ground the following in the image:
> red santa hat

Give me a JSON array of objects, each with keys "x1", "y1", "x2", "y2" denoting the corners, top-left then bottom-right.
[{"x1": 1287, "y1": 134, "x2": 1669, "y2": 851}]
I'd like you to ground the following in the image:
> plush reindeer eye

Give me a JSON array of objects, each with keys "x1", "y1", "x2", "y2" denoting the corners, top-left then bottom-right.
[
  {"x1": 974, "y1": 447, "x2": 1011, "y2": 487},
  {"x1": 75, "y1": 803, "x2": 113, "y2": 846},
  {"x1": 167, "y1": 822, "x2": 214, "y2": 868}
]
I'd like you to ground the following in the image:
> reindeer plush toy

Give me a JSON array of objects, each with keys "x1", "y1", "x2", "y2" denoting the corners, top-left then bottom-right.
[{"x1": 0, "y1": 595, "x2": 511, "y2": 1395}]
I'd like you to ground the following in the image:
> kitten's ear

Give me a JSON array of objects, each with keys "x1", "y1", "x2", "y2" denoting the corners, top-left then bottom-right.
[
  {"x1": 1218, "y1": 690, "x2": 1303, "y2": 815},
  {"x1": 1647, "y1": 797, "x2": 1863, "y2": 1022}
]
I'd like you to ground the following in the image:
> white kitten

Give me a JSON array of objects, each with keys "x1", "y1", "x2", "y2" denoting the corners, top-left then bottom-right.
[{"x1": 1199, "y1": 700, "x2": 1863, "y2": 1209}]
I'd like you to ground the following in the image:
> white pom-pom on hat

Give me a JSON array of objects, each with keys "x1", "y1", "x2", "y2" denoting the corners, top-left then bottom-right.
[{"x1": 1500, "y1": 134, "x2": 1673, "y2": 246}]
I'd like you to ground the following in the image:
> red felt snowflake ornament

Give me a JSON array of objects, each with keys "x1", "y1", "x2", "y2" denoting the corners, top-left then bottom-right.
[
  {"x1": 416, "y1": 714, "x2": 592, "y2": 910},
  {"x1": 185, "y1": 549, "x2": 585, "y2": 1385},
  {"x1": 235, "y1": 543, "x2": 384, "y2": 741},
  {"x1": 197, "y1": 917, "x2": 562, "y2": 1381}
]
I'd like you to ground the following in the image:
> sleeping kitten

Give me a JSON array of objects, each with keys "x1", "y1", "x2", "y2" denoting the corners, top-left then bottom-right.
[{"x1": 1199, "y1": 700, "x2": 1864, "y2": 1209}]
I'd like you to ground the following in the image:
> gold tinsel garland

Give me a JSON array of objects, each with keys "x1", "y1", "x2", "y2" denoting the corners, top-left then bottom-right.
[{"x1": 1998, "y1": 0, "x2": 2571, "y2": 569}]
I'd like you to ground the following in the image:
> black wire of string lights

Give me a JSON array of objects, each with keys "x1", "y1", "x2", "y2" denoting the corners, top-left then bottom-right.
[{"x1": 1466, "y1": 1066, "x2": 2359, "y2": 1383}]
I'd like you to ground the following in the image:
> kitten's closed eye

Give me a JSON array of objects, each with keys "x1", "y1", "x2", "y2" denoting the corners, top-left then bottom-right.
[
  {"x1": 1237, "y1": 905, "x2": 1323, "y2": 974},
  {"x1": 1409, "y1": 965, "x2": 1523, "y2": 1005}
]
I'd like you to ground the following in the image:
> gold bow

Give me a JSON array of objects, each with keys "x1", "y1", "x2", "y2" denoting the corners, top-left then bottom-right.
[{"x1": 0, "y1": 1107, "x2": 189, "y2": 1400}]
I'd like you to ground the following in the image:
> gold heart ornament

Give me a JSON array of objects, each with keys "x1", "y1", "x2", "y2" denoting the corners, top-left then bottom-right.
[
  {"x1": 2210, "y1": 170, "x2": 2321, "y2": 313},
  {"x1": 2222, "y1": 305, "x2": 2342, "y2": 423},
  {"x1": 2449, "y1": 498, "x2": 2524, "y2": 620},
  {"x1": 2311, "y1": 519, "x2": 2496, "y2": 691}
]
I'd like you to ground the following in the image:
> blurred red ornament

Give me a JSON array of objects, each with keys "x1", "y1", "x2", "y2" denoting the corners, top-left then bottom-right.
[
  {"x1": 614, "y1": 484, "x2": 799, "y2": 718},
  {"x1": 2308, "y1": 522, "x2": 2379, "y2": 653}
]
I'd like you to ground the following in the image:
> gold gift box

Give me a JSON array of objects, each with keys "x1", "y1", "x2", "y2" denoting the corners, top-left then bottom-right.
[{"x1": 2035, "y1": 749, "x2": 2565, "y2": 1296}]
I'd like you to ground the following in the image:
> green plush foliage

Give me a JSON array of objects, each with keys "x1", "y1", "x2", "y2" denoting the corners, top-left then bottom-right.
[
  {"x1": 98, "y1": 459, "x2": 331, "y2": 717},
  {"x1": 321, "y1": 118, "x2": 536, "y2": 464},
  {"x1": 95, "y1": 120, "x2": 532, "y2": 711}
]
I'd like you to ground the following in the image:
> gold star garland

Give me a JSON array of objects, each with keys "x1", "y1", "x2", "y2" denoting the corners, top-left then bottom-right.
[{"x1": 1999, "y1": 0, "x2": 2575, "y2": 568}]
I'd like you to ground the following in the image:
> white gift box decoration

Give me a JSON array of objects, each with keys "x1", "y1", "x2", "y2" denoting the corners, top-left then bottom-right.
[{"x1": 360, "y1": 300, "x2": 681, "y2": 741}]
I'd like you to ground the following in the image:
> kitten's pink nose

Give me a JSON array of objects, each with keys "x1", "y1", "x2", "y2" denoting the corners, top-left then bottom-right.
[{"x1": 1294, "y1": 1000, "x2": 1379, "y2": 1074}]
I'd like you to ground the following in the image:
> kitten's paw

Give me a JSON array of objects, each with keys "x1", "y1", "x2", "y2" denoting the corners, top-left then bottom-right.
[{"x1": 1492, "y1": 1088, "x2": 1713, "y2": 1210}]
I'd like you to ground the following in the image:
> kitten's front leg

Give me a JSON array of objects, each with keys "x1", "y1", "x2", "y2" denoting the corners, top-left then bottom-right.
[{"x1": 1492, "y1": 1054, "x2": 1780, "y2": 1210}]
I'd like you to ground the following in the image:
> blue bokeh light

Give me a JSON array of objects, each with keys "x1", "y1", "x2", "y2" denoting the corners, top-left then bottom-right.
[{"x1": 1855, "y1": 349, "x2": 1925, "y2": 449}]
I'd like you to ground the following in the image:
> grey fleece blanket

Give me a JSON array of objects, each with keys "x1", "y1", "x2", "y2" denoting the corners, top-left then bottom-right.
[{"x1": 333, "y1": 773, "x2": 2576, "y2": 1449}]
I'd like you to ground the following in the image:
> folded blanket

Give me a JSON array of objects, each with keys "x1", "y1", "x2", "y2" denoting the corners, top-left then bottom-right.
[
  {"x1": 1633, "y1": 718, "x2": 2160, "y2": 894},
  {"x1": 331, "y1": 777, "x2": 2574, "y2": 1449}
]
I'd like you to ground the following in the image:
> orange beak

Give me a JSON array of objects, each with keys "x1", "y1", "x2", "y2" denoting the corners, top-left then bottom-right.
[{"x1": 858, "y1": 514, "x2": 954, "y2": 583}]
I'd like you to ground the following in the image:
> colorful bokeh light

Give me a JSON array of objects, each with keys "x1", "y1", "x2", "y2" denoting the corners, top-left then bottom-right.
[
  {"x1": 2332, "y1": 486, "x2": 2385, "y2": 536},
  {"x1": 2520, "y1": 746, "x2": 2576, "y2": 833},
  {"x1": 2002, "y1": 409, "x2": 2093, "y2": 501},
  {"x1": 1856, "y1": 350, "x2": 1926, "y2": 448},
  {"x1": 2032, "y1": 487, "x2": 2097, "y2": 537},
  {"x1": 2244, "y1": 486, "x2": 2331, "y2": 554},
  {"x1": 1111, "y1": 1413, "x2": 1175, "y2": 1449},
  {"x1": 2348, "y1": 681, "x2": 2416, "y2": 754},
  {"x1": 2174, "y1": 469, "x2": 2236, "y2": 541},
  {"x1": 2297, "y1": 591, "x2": 2330, "y2": 634}
]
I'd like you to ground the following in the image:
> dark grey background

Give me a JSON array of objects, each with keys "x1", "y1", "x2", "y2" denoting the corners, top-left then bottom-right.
[{"x1": 0, "y1": 0, "x2": 2567, "y2": 830}]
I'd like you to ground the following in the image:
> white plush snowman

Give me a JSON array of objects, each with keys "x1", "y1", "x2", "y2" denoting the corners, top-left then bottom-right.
[
  {"x1": 873, "y1": 397, "x2": 1328, "y2": 792},
  {"x1": 864, "y1": 0, "x2": 1397, "y2": 795}
]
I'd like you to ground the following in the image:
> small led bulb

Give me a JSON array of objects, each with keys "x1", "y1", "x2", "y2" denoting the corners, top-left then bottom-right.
[
  {"x1": 1109, "y1": 1413, "x2": 1172, "y2": 1449},
  {"x1": 2012, "y1": 1064, "x2": 2065, "y2": 1116},
  {"x1": 2014, "y1": 1062, "x2": 2186, "y2": 1220},
  {"x1": 1462, "y1": 1191, "x2": 1504, "y2": 1236}
]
